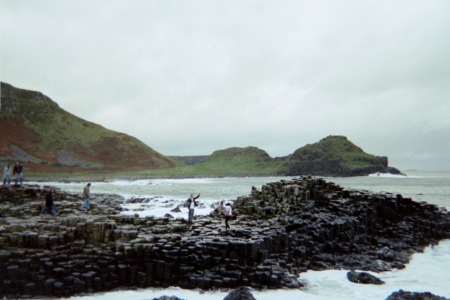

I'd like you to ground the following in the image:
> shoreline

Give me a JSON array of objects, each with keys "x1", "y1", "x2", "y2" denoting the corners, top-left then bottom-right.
[{"x1": 25, "y1": 173, "x2": 287, "y2": 183}]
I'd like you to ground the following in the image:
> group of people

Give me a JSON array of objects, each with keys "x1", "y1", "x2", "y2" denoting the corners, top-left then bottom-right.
[
  {"x1": 2, "y1": 161, "x2": 23, "y2": 186},
  {"x1": 39, "y1": 183, "x2": 232, "y2": 229},
  {"x1": 40, "y1": 182, "x2": 92, "y2": 217},
  {"x1": 2, "y1": 161, "x2": 233, "y2": 227},
  {"x1": 185, "y1": 193, "x2": 233, "y2": 229}
]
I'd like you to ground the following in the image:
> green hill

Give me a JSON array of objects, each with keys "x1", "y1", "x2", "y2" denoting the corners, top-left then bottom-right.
[
  {"x1": 141, "y1": 147, "x2": 283, "y2": 177},
  {"x1": 0, "y1": 82, "x2": 174, "y2": 173},
  {"x1": 139, "y1": 136, "x2": 401, "y2": 177},
  {"x1": 191, "y1": 146, "x2": 282, "y2": 175}
]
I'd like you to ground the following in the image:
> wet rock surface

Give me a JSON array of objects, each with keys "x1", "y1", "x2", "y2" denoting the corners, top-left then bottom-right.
[
  {"x1": 223, "y1": 287, "x2": 256, "y2": 300},
  {"x1": 1, "y1": 176, "x2": 449, "y2": 299},
  {"x1": 385, "y1": 289, "x2": 449, "y2": 300},
  {"x1": 152, "y1": 296, "x2": 185, "y2": 300},
  {"x1": 347, "y1": 270, "x2": 384, "y2": 285},
  {"x1": 232, "y1": 177, "x2": 450, "y2": 273}
]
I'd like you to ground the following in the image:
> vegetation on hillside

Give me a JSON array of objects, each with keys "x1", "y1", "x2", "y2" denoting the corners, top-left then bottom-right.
[
  {"x1": 285, "y1": 135, "x2": 394, "y2": 176},
  {"x1": 292, "y1": 136, "x2": 382, "y2": 167},
  {"x1": 187, "y1": 147, "x2": 282, "y2": 175},
  {"x1": 0, "y1": 82, "x2": 174, "y2": 172},
  {"x1": 1, "y1": 82, "x2": 401, "y2": 178}
]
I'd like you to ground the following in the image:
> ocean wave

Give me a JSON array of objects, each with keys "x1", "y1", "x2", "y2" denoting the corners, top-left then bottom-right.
[{"x1": 368, "y1": 173, "x2": 409, "y2": 178}]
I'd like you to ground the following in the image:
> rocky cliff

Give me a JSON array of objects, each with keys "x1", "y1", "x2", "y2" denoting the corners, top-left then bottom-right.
[
  {"x1": 284, "y1": 135, "x2": 402, "y2": 176},
  {"x1": 1, "y1": 176, "x2": 448, "y2": 298},
  {"x1": 0, "y1": 82, "x2": 174, "y2": 172}
]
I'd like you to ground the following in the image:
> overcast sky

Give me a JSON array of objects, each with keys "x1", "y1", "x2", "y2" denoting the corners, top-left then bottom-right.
[{"x1": 1, "y1": 0, "x2": 449, "y2": 171}]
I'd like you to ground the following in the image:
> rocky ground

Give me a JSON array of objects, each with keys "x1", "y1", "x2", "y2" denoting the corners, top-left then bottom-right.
[{"x1": 1, "y1": 176, "x2": 449, "y2": 299}]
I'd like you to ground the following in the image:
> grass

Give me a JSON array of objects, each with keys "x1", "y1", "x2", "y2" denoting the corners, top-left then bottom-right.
[
  {"x1": 26, "y1": 146, "x2": 285, "y2": 180},
  {"x1": 25, "y1": 136, "x2": 386, "y2": 180}
]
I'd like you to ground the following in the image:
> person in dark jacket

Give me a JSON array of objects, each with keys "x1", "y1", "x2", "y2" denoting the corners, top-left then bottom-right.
[
  {"x1": 186, "y1": 193, "x2": 200, "y2": 223},
  {"x1": 41, "y1": 188, "x2": 56, "y2": 216},
  {"x1": 13, "y1": 161, "x2": 23, "y2": 186}
]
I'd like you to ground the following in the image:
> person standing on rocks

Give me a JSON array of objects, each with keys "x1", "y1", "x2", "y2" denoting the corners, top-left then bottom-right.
[
  {"x1": 2, "y1": 164, "x2": 11, "y2": 186},
  {"x1": 224, "y1": 203, "x2": 233, "y2": 229},
  {"x1": 41, "y1": 188, "x2": 57, "y2": 216},
  {"x1": 80, "y1": 183, "x2": 91, "y2": 211},
  {"x1": 186, "y1": 193, "x2": 200, "y2": 223},
  {"x1": 13, "y1": 161, "x2": 23, "y2": 186}
]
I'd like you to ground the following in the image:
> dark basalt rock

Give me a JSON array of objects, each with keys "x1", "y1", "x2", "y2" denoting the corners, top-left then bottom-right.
[
  {"x1": 1, "y1": 176, "x2": 449, "y2": 299},
  {"x1": 223, "y1": 287, "x2": 256, "y2": 300},
  {"x1": 347, "y1": 270, "x2": 384, "y2": 285},
  {"x1": 385, "y1": 289, "x2": 449, "y2": 300},
  {"x1": 230, "y1": 177, "x2": 450, "y2": 273},
  {"x1": 152, "y1": 296, "x2": 185, "y2": 300}
]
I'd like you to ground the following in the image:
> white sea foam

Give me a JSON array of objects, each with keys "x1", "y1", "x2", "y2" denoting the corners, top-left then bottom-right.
[
  {"x1": 120, "y1": 196, "x2": 220, "y2": 219},
  {"x1": 107, "y1": 179, "x2": 153, "y2": 186},
  {"x1": 368, "y1": 173, "x2": 408, "y2": 178}
]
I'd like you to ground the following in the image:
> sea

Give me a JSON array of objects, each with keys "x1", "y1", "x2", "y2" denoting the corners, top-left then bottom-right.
[{"x1": 30, "y1": 170, "x2": 450, "y2": 300}]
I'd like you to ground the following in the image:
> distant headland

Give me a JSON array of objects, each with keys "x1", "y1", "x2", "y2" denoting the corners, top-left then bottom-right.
[{"x1": 1, "y1": 82, "x2": 402, "y2": 178}]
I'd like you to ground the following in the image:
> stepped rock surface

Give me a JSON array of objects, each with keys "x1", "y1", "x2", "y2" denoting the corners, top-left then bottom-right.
[{"x1": 0, "y1": 176, "x2": 449, "y2": 298}]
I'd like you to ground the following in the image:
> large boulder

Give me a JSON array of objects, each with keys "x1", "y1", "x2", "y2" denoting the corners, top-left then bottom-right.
[
  {"x1": 152, "y1": 296, "x2": 184, "y2": 300},
  {"x1": 347, "y1": 270, "x2": 384, "y2": 285},
  {"x1": 385, "y1": 289, "x2": 448, "y2": 300},
  {"x1": 223, "y1": 287, "x2": 256, "y2": 300}
]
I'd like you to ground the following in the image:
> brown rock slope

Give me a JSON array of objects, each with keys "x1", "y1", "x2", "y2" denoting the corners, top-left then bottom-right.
[{"x1": 0, "y1": 82, "x2": 174, "y2": 172}]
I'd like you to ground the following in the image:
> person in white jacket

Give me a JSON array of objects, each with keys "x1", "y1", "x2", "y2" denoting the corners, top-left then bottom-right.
[
  {"x1": 224, "y1": 203, "x2": 233, "y2": 229},
  {"x1": 2, "y1": 164, "x2": 11, "y2": 186}
]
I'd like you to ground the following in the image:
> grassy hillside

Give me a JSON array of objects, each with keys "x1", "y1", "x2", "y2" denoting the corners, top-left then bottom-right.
[
  {"x1": 0, "y1": 82, "x2": 174, "y2": 172},
  {"x1": 124, "y1": 147, "x2": 284, "y2": 177},
  {"x1": 191, "y1": 147, "x2": 282, "y2": 175}
]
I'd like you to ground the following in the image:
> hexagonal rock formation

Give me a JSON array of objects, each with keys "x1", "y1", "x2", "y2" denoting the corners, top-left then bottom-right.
[{"x1": 1, "y1": 176, "x2": 449, "y2": 298}]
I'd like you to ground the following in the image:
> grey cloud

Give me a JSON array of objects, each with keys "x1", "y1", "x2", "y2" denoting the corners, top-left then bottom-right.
[{"x1": 1, "y1": 0, "x2": 449, "y2": 171}]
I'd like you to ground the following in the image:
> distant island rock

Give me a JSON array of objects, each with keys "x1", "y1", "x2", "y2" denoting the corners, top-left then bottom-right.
[{"x1": 283, "y1": 135, "x2": 403, "y2": 176}]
